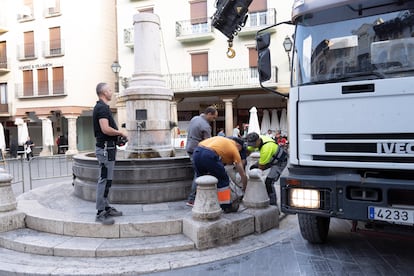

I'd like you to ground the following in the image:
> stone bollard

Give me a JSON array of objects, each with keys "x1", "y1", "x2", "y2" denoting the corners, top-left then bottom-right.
[
  {"x1": 0, "y1": 168, "x2": 25, "y2": 232},
  {"x1": 243, "y1": 169, "x2": 279, "y2": 233},
  {"x1": 192, "y1": 175, "x2": 222, "y2": 220},
  {"x1": 246, "y1": 151, "x2": 260, "y2": 171},
  {"x1": 0, "y1": 169, "x2": 17, "y2": 212},
  {"x1": 243, "y1": 169, "x2": 270, "y2": 208}
]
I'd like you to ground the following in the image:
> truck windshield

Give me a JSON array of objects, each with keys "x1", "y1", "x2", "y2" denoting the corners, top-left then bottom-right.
[{"x1": 294, "y1": 9, "x2": 414, "y2": 86}]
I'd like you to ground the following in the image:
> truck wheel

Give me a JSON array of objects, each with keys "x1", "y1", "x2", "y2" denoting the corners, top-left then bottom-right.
[{"x1": 298, "y1": 214, "x2": 330, "y2": 244}]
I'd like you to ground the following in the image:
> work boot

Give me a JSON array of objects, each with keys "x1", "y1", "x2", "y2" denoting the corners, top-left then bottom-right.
[
  {"x1": 96, "y1": 210, "x2": 115, "y2": 225},
  {"x1": 105, "y1": 206, "x2": 123, "y2": 216}
]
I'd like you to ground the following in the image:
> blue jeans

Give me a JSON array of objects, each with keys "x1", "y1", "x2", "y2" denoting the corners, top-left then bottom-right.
[{"x1": 192, "y1": 146, "x2": 231, "y2": 208}]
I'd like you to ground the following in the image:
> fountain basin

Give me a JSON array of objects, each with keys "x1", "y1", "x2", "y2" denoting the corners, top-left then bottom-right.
[{"x1": 72, "y1": 152, "x2": 193, "y2": 204}]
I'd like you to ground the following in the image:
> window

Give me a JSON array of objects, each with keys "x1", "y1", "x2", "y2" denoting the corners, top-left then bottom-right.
[
  {"x1": 23, "y1": 70, "x2": 34, "y2": 96},
  {"x1": 24, "y1": 31, "x2": 35, "y2": 58},
  {"x1": 52, "y1": 66, "x2": 64, "y2": 94},
  {"x1": 19, "y1": 0, "x2": 34, "y2": 20},
  {"x1": 191, "y1": 52, "x2": 208, "y2": 84},
  {"x1": 46, "y1": 0, "x2": 61, "y2": 16},
  {"x1": 49, "y1": 27, "x2": 61, "y2": 55},
  {"x1": 249, "y1": 47, "x2": 259, "y2": 79},
  {"x1": 190, "y1": 0, "x2": 207, "y2": 34},
  {"x1": 249, "y1": 0, "x2": 267, "y2": 27},
  {"x1": 0, "y1": 42, "x2": 6, "y2": 69},
  {"x1": 0, "y1": 83, "x2": 7, "y2": 104},
  {"x1": 38, "y1": 68, "x2": 49, "y2": 95}
]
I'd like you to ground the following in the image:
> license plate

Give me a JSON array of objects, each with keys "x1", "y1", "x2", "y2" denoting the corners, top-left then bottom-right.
[{"x1": 368, "y1": 206, "x2": 414, "y2": 225}]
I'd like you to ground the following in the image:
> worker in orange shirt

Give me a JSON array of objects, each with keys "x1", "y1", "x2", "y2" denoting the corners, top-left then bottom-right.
[{"x1": 192, "y1": 136, "x2": 248, "y2": 213}]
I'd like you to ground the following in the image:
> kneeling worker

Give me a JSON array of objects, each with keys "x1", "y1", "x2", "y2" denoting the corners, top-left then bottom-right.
[
  {"x1": 246, "y1": 132, "x2": 288, "y2": 205},
  {"x1": 192, "y1": 136, "x2": 248, "y2": 213}
]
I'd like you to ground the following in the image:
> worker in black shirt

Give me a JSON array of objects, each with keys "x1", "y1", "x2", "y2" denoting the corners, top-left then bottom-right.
[{"x1": 93, "y1": 82, "x2": 127, "y2": 225}]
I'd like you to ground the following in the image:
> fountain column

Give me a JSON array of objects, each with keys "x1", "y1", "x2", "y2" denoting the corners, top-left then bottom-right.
[{"x1": 119, "y1": 13, "x2": 174, "y2": 158}]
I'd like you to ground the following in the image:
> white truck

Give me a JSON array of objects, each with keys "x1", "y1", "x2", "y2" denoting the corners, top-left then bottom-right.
[{"x1": 256, "y1": 0, "x2": 414, "y2": 243}]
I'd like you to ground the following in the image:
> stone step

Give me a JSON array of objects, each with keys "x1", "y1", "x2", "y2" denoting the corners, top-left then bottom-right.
[
  {"x1": 17, "y1": 194, "x2": 191, "y2": 238},
  {"x1": 0, "y1": 228, "x2": 194, "y2": 258}
]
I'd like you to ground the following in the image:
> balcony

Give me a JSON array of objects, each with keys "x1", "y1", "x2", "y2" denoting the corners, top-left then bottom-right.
[
  {"x1": 164, "y1": 67, "x2": 278, "y2": 93},
  {"x1": 43, "y1": 40, "x2": 65, "y2": 57},
  {"x1": 0, "y1": 58, "x2": 10, "y2": 74},
  {"x1": 17, "y1": 5, "x2": 34, "y2": 22},
  {"x1": 238, "y1": 8, "x2": 277, "y2": 37},
  {"x1": 44, "y1": 6, "x2": 61, "y2": 17},
  {"x1": 15, "y1": 80, "x2": 67, "y2": 99},
  {"x1": 17, "y1": 44, "x2": 38, "y2": 61},
  {"x1": 0, "y1": 16, "x2": 8, "y2": 34},
  {"x1": 176, "y1": 17, "x2": 215, "y2": 43}
]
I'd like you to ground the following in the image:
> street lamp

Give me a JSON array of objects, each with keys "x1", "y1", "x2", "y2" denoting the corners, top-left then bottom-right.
[
  {"x1": 283, "y1": 36, "x2": 293, "y2": 71},
  {"x1": 111, "y1": 61, "x2": 121, "y2": 92}
]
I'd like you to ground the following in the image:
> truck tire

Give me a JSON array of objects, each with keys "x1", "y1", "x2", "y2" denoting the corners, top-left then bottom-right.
[{"x1": 298, "y1": 214, "x2": 330, "y2": 244}]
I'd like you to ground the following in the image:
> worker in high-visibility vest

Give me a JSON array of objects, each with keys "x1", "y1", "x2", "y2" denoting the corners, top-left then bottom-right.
[
  {"x1": 192, "y1": 136, "x2": 248, "y2": 213},
  {"x1": 246, "y1": 132, "x2": 288, "y2": 206}
]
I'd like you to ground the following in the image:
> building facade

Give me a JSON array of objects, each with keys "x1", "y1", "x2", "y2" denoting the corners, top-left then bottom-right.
[
  {"x1": 0, "y1": 0, "x2": 118, "y2": 155},
  {"x1": 116, "y1": 0, "x2": 294, "y2": 141},
  {"x1": 0, "y1": 0, "x2": 293, "y2": 155}
]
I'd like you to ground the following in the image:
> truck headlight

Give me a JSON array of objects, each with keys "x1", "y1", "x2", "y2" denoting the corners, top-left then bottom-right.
[{"x1": 289, "y1": 188, "x2": 320, "y2": 209}]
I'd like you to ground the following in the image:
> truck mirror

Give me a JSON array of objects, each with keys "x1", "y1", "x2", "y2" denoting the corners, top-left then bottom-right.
[{"x1": 256, "y1": 33, "x2": 272, "y2": 82}]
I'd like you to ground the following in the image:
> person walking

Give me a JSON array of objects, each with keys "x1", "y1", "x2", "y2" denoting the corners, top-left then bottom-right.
[
  {"x1": 25, "y1": 136, "x2": 35, "y2": 161},
  {"x1": 93, "y1": 82, "x2": 127, "y2": 225},
  {"x1": 185, "y1": 106, "x2": 218, "y2": 207},
  {"x1": 245, "y1": 132, "x2": 288, "y2": 206},
  {"x1": 192, "y1": 136, "x2": 248, "y2": 213}
]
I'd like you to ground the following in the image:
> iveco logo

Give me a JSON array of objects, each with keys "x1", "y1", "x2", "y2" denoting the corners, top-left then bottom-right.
[{"x1": 377, "y1": 142, "x2": 414, "y2": 154}]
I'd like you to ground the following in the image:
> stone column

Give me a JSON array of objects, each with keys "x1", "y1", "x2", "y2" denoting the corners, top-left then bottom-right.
[
  {"x1": 221, "y1": 97, "x2": 235, "y2": 137},
  {"x1": 118, "y1": 13, "x2": 174, "y2": 158},
  {"x1": 65, "y1": 115, "x2": 78, "y2": 155},
  {"x1": 0, "y1": 168, "x2": 25, "y2": 232},
  {"x1": 39, "y1": 117, "x2": 53, "y2": 156}
]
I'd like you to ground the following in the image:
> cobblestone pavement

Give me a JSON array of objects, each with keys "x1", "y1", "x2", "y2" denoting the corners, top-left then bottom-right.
[{"x1": 146, "y1": 216, "x2": 414, "y2": 276}]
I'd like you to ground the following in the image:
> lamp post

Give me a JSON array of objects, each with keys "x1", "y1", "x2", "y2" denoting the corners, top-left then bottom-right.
[
  {"x1": 111, "y1": 61, "x2": 121, "y2": 92},
  {"x1": 283, "y1": 36, "x2": 293, "y2": 71}
]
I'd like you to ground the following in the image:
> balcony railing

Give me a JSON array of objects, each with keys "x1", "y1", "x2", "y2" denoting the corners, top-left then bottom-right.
[
  {"x1": 175, "y1": 17, "x2": 215, "y2": 43},
  {"x1": 0, "y1": 58, "x2": 10, "y2": 73},
  {"x1": 238, "y1": 8, "x2": 277, "y2": 36},
  {"x1": 17, "y1": 5, "x2": 34, "y2": 22},
  {"x1": 164, "y1": 67, "x2": 278, "y2": 92},
  {"x1": 15, "y1": 80, "x2": 67, "y2": 98},
  {"x1": 17, "y1": 44, "x2": 38, "y2": 60},
  {"x1": 43, "y1": 39, "x2": 65, "y2": 57}
]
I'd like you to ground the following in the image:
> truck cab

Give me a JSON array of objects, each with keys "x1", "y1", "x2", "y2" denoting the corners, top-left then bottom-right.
[{"x1": 257, "y1": 0, "x2": 414, "y2": 243}]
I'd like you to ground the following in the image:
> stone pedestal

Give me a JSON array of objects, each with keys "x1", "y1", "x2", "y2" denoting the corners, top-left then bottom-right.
[
  {"x1": 0, "y1": 168, "x2": 25, "y2": 232},
  {"x1": 243, "y1": 169, "x2": 269, "y2": 208},
  {"x1": 192, "y1": 175, "x2": 222, "y2": 220},
  {"x1": 244, "y1": 206, "x2": 279, "y2": 233}
]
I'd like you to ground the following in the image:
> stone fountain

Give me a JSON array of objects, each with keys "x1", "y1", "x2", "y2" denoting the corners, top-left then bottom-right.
[{"x1": 73, "y1": 13, "x2": 193, "y2": 204}]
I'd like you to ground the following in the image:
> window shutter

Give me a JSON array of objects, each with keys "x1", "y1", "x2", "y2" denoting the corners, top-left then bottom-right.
[
  {"x1": 249, "y1": 0, "x2": 267, "y2": 13},
  {"x1": 191, "y1": 52, "x2": 208, "y2": 76},
  {"x1": 249, "y1": 47, "x2": 258, "y2": 67},
  {"x1": 190, "y1": 0, "x2": 207, "y2": 24}
]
